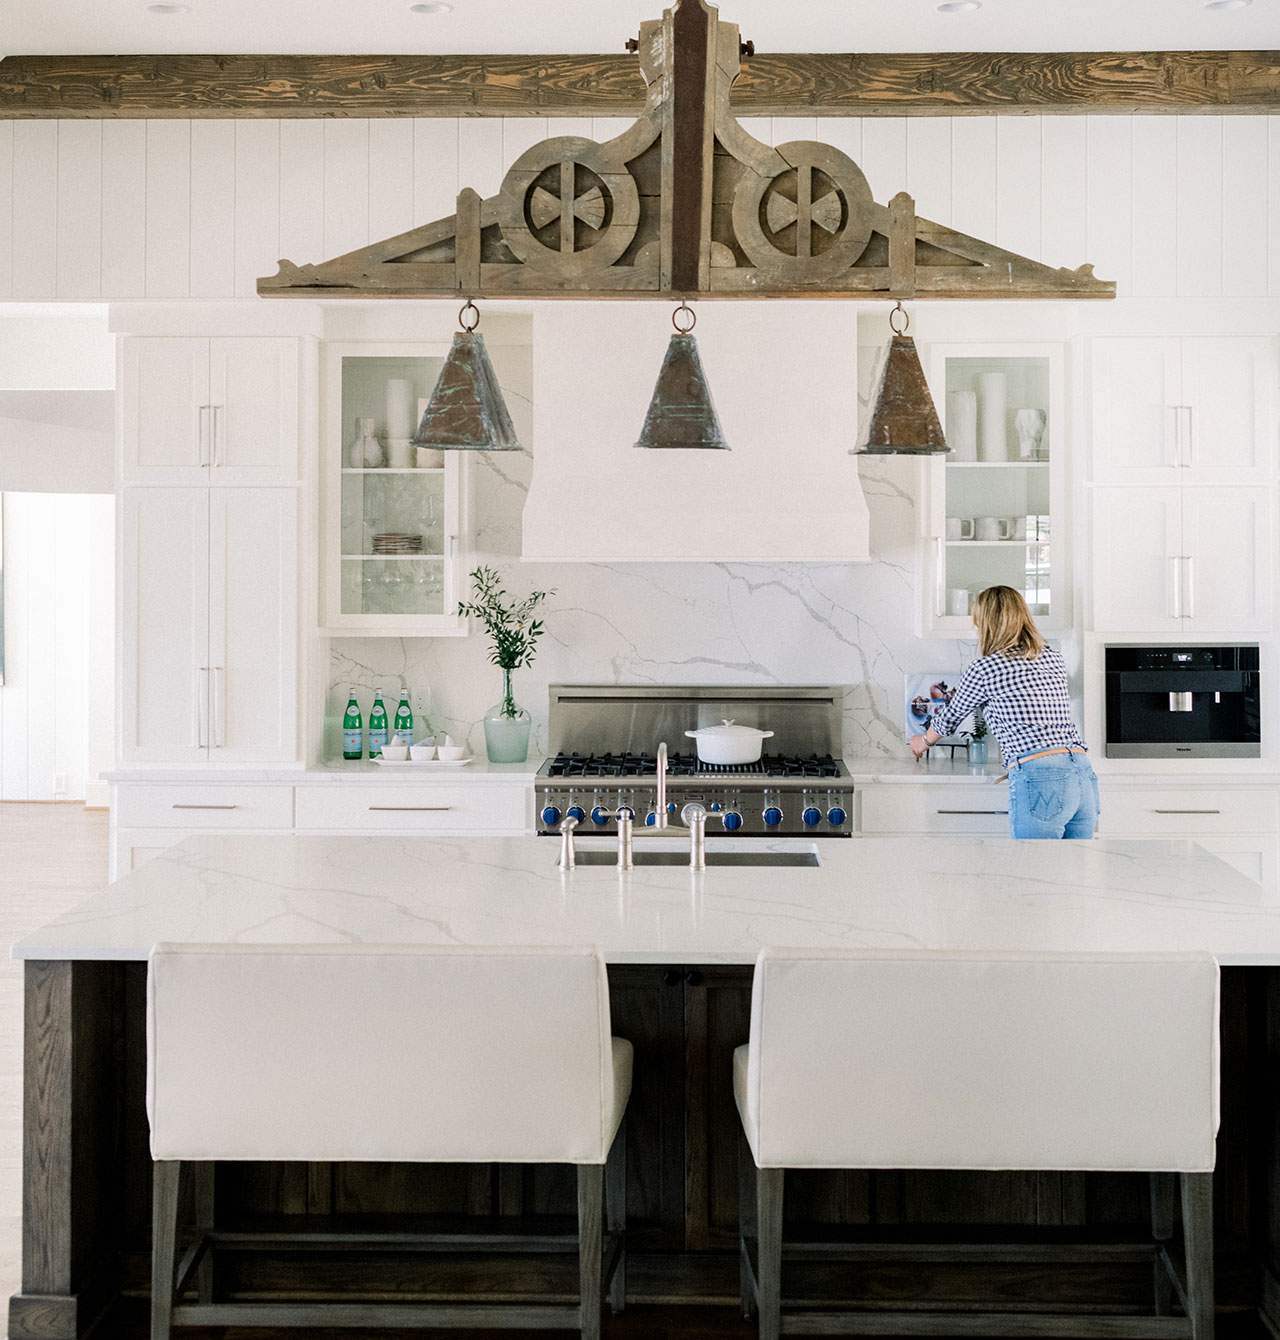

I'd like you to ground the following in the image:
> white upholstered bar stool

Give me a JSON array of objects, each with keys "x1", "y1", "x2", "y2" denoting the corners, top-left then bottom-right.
[
  {"x1": 147, "y1": 943, "x2": 631, "y2": 1338},
  {"x1": 735, "y1": 949, "x2": 1220, "y2": 1340}
]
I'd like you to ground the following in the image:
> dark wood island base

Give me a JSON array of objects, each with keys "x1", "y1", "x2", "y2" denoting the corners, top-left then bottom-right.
[{"x1": 11, "y1": 962, "x2": 1280, "y2": 1339}]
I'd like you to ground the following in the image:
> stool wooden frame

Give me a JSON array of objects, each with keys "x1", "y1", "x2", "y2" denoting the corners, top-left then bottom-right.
[
  {"x1": 738, "y1": 1149, "x2": 1213, "y2": 1339},
  {"x1": 150, "y1": 1122, "x2": 627, "y2": 1338}
]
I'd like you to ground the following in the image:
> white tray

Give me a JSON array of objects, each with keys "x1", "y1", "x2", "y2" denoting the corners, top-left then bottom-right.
[{"x1": 372, "y1": 756, "x2": 474, "y2": 768}]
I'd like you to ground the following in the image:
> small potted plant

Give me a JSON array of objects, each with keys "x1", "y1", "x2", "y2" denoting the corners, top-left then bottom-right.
[
  {"x1": 458, "y1": 566, "x2": 552, "y2": 763},
  {"x1": 967, "y1": 707, "x2": 990, "y2": 767}
]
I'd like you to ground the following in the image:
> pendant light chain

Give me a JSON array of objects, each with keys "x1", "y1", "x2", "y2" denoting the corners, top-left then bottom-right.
[
  {"x1": 459, "y1": 299, "x2": 480, "y2": 332},
  {"x1": 889, "y1": 300, "x2": 910, "y2": 336},
  {"x1": 672, "y1": 301, "x2": 697, "y2": 334}
]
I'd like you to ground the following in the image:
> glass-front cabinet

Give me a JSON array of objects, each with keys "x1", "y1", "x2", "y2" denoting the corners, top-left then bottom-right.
[
  {"x1": 921, "y1": 342, "x2": 1066, "y2": 637},
  {"x1": 322, "y1": 343, "x2": 468, "y2": 635}
]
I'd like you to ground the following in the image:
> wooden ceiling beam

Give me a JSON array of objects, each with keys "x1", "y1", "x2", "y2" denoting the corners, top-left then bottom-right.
[{"x1": 1, "y1": 49, "x2": 1278, "y2": 118}]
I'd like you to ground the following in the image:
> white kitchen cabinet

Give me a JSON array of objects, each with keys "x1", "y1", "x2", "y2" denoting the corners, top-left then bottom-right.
[
  {"x1": 1091, "y1": 336, "x2": 1276, "y2": 484},
  {"x1": 208, "y1": 489, "x2": 299, "y2": 762},
  {"x1": 921, "y1": 342, "x2": 1066, "y2": 637},
  {"x1": 1092, "y1": 484, "x2": 1273, "y2": 633},
  {"x1": 119, "y1": 488, "x2": 210, "y2": 765},
  {"x1": 859, "y1": 784, "x2": 1011, "y2": 836},
  {"x1": 121, "y1": 336, "x2": 298, "y2": 486},
  {"x1": 321, "y1": 342, "x2": 469, "y2": 636},
  {"x1": 119, "y1": 487, "x2": 298, "y2": 767}
]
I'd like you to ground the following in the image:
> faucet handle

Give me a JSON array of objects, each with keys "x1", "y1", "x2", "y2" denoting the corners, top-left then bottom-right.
[{"x1": 558, "y1": 815, "x2": 579, "y2": 871}]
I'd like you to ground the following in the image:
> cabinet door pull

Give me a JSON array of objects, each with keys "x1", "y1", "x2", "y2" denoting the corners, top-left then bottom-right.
[
  {"x1": 171, "y1": 803, "x2": 239, "y2": 811},
  {"x1": 198, "y1": 405, "x2": 211, "y2": 467},
  {"x1": 212, "y1": 666, "x2": 226, "y2": 748},
  {"x1": 368, "y1": 805, "x2": 453, "y2": 812},
  {"x1": 1182, "y1": 555, "x2": 1194, "y2": 620},
  {"x1": 1152, "y1": 808, "x2": 1221, "y2": 815},
  {"x1": 211, "y1": 404, "x2": 222, "y2": 468},
  {"x1": 937, "y1": 809, "x2": 1009, "y2": 816},
  {"x1": 1181, "y1": 405, "x2": 1195, "y2": 468},
  {"x1": 195, "y1": 667, "x2": 210, "y2": 750},
  {"x1": 1168, "y1": 556, "x2": 1182, "y2": 620}
]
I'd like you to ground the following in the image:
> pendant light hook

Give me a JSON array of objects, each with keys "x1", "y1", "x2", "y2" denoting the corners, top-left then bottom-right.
[
  {"x1": 672, "y1": 301, "x2": 697, "y2": 335},
  {"x1": 459, "y1": 299, "x2": 480, "y2": 333},
  {"x1": 888, "y1": 300, "x2": 910, "y2": 336}
]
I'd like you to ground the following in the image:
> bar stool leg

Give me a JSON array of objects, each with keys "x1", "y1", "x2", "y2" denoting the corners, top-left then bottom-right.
[
  {"x1": 194, "y1": 1161, "x2": 216, "y2": 1303},
  {"x1": 150, "y1": 1160, "x2": 181, "y2": 1340},
  {"x1": 578, "y1": 1163, "x2": 604, "y2": 1340},
  {"x1": 1150, "y1": 1171, "x2": 1176, "y2": 1315},
  {"x1": 606, "y1": 1120, "x2": 627, "y2": 1314},
  {"x1": 1181, "y1": 1171, "x2": 1215, "y2": 1340},
  {"x1": 757, "y1": 1167, "x2": 784, "y2": 1340},
  {"x1": 738, "y1": 1128, "x2": 757, "y2": 1319}
]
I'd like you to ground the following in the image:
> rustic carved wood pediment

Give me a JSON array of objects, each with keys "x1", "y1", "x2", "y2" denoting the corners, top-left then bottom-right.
[{"x1": 258, "y1": 0, "x2": 1114, "y2": 302}]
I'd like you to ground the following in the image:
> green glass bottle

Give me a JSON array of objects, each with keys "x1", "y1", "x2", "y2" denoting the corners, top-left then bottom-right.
[
  {"x1": 394, "y1": 690, "x2": 413, "y2": 739},
  {"x1": 368, "y1": 691, "x2": 390, "y2": 758},
  {"x1": 341, "y1": 688, "x2": 364, "y2": 761}
]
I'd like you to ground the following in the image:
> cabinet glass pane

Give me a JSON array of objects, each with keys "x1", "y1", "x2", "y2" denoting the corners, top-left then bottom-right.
[
  {"x1": 340, "y1": 472, "x2": 445, "y2": 557},
  {"x1": 342, "y1": 558, "x2": 445, "y2": 616},
  {"x1": 942, "y1": 355, "x2": 1053, "y2": 618}
]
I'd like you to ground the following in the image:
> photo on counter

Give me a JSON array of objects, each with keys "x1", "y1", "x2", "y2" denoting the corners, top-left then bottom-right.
[{"x1": 904, "y1": 672, "x2": 973, "y2": 743}]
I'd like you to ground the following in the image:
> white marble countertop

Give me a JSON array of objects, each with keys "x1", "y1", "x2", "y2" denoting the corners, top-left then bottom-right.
[
  {"x1": 842, "y1": 756, "x2": 1007, "y2": 784},
  {"x1": 14, "y1": 832, "x2": 1280, "y2": 967},
  {"x1": 104, "y1": 759, "x2": 545, "y2": 785}
]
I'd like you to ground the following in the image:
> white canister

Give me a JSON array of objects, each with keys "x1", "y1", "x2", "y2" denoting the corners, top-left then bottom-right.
[
  {"x1": 975, "y1": 515, "x2": 1013, "y2": 542},
  {"x1": 946, "y1": 390, "x2": 978, "y2": 462},
  {"x1": 385, "y1": 378, "x2": 416, "y2": 441},
  {"x1": 977, "y1": 372, "x2": 1008, "y2": 462},
  {"x1": 387, "y1": 437, "x2": 414, "y2": 469},
  {"x1": 946, "y1": 588, "x2": 972, "y2": 617}
]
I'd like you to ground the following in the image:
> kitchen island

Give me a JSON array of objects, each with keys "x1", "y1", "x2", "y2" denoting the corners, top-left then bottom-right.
[{"x1": 11, "y1": 832, "x2": 1280, "y2": 1337}]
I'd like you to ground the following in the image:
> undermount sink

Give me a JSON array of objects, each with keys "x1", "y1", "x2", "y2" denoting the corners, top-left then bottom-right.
[{"x1": 571, "y1": 850, "x2": 820, "y2": 868}]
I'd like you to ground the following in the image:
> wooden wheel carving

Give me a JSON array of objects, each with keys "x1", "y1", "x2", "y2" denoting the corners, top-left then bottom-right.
[
  {"x1": 731, "y1": 142, "x2": 875, "y2": 284},
  {"x1": 497, "y1": 137, "x2": 641, "y2": 279}
]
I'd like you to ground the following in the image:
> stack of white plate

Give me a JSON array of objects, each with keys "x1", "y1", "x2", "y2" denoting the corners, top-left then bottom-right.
[{"x1": 371, "y1": 533, "x2": 423, "y2": 555}]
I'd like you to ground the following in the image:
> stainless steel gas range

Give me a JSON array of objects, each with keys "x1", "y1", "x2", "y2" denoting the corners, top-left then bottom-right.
[{"x1": 534, "y1": 685, "x2": 853, "y2": 838}]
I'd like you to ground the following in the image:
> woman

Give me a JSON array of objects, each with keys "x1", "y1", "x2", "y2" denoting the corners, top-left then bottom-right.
[{"x1": 910, "y1": 586, "x2": 1098, "y2": 840}]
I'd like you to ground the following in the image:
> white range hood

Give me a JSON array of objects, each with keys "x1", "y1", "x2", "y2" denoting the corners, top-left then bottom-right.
[{"x1": 522, "y1": 301, "x2": 870, "y2": 563}]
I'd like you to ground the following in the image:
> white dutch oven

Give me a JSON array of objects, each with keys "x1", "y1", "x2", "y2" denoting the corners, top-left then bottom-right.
[{"x1": 684, "y1": 719, "x2": 774, "y2": 766}]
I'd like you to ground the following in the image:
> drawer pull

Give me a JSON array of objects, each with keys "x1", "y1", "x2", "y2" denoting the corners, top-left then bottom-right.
[
  {"x1": 937, "y1": 809, "x2": 1009, "y2": 816},
  {"x1": 1152, "y1": 809, "x2": 1221, "y2": 815},
  {"x1": 171, "y1": 803, "x2": 239, "y2": 811},
  {"x1": 368, "y1": 805, "x2": 453, "y2": 812}
]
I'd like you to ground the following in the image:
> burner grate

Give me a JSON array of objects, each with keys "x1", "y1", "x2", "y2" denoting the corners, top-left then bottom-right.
[{"x1": 545, "y1": 751, "x2": 843, "y2": 780}]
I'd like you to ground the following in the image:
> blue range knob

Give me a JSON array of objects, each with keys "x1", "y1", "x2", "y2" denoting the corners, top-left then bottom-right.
[
  {"x1": 644, "y1": 810, "x2": 658, "y2": 827},
  {"x1": 801, "y1": 805, "x2": 822, "y2": 828},
  {"x1": 617, "y1": 805, "x2": 636, "y2": 821},
  {"x1": 762, "y1": 805, "x2": 784, "y2": 827},
  {"x1": 722, "y1": 810, "x2": 744, "y2": 832},
  {"x1": 566, "y1": 803, "x2": 585, "y2": 823},
  {"x1": 666, "y1": 800, "x2": 678, "y2": 815},
  {"x1": 541, "y1": 804, "x2": 562, "y2": 828},
  {"x1": 590, "y1": 805, "x2": 611, "y2": 827},
  {"x1": 709, "y1": 801, "x2": 723, "y2": 813},
  {"x1": 827, "y1": 805, "x2": 848, "y2": 827}
]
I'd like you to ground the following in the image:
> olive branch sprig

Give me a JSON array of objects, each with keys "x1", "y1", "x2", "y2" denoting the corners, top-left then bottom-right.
[{"x1": 457, "y1": 566, "x2": 553, "y2": 672}]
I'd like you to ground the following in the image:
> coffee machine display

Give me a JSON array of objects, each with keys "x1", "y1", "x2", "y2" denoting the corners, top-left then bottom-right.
[{"x1": 1104, "y1": 646, "x2": 1261, "y2": 759}]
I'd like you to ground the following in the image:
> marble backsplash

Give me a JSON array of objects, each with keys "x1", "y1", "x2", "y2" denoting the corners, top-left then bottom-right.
[{"x1": 327, "y1": 340, "x2": 980, "y2": 761}]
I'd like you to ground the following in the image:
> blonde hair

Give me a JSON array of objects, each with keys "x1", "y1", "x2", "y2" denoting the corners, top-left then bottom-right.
[{"x1": 972, "y1": 586, "x2": 1046, "y2": 659}]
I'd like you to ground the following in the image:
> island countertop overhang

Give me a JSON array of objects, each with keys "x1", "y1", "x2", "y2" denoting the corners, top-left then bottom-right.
[{"x1": 12, "y1": 832, "x2": 1280, "y2": 968}]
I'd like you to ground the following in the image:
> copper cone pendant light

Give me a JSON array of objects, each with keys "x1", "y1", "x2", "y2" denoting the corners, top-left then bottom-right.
[
  {"x1": 856, "y1": 302, "x2": 948, "y2": 456},
  {"x1": 635, "y1": 303, "x2": 730, "y2": 450},
  {"x1": 412, "y1": 300, "x2": 521, "y2": 452}
]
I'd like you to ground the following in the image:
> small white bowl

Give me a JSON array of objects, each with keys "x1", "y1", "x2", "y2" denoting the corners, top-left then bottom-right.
[
  {"x1": 381, "y1": 744, "x2": 410, "y2": 762},
  {"x1": 409, "y1": 743, "x2": 435, "y2": 761},
  {"x1": 436, "y1": 744, "x2": 466, "y2": 762}
]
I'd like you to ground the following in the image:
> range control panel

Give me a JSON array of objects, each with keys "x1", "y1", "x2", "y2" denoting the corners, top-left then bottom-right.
[{"x1": 534, "y1": 786, "x2": 854, "y2": 837}]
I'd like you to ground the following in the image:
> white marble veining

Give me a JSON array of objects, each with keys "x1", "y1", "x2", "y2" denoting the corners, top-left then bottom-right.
[
  {"x1": 325, "y1": 342, "x2": 985, "y2": 766},
  {"x1": 14, "y1": 833, "x2": 1280, "y2": 967}
]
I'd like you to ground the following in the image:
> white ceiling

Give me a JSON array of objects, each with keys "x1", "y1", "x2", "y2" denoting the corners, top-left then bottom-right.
[{"x1": 6, "y1": 0, "x2": 1279, "y2": 57}]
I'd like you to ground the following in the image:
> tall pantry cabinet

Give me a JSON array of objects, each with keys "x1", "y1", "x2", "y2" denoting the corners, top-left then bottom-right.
[{"x1": 117, "y1": 335, "x2": 303, "y2": 767}]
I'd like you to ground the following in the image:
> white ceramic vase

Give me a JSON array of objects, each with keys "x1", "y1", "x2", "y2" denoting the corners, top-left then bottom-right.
[
  {"x1": 946, "y1": 390, "x2": 978, "y2": 461},
  {"x1": 977, "y1": 372, "x2": 1008, "y2": 462},
  {"x1": 352, "y1": 417, "x2": 384, "y2": 469}
]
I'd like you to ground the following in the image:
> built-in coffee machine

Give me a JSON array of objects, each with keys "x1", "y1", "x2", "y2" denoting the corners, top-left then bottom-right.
[{"x1": 1104, "y1": 646, "x2": 1261, "y2": 759}]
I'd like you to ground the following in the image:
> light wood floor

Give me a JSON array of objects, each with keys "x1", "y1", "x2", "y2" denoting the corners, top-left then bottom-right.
[{"x1": 0, "y1": 802, "x2": 110, "y2": 1332}]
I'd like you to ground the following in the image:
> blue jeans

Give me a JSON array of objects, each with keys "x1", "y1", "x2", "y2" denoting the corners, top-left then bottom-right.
[{"x1": 1008, "y1": 752, "x2": 1099, "y2": 840}]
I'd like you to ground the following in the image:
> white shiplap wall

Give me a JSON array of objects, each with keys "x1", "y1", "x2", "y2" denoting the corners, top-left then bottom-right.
[{"x1": 1, "y1": 115, "x2": 1278, "y2": 302}]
